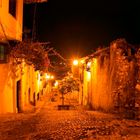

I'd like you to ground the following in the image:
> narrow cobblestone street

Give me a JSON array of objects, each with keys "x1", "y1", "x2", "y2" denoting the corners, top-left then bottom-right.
[{"x1": 0, "y1": 95, "x2": 140, "y2": 140}]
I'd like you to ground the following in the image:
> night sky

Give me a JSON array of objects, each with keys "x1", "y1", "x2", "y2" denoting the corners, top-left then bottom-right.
[{"x1": 24, "y1": 0, "x2": 140, "y2": 59}]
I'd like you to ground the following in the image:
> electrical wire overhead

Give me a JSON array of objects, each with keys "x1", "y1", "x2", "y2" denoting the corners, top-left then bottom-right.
[{"x1": 24, "y1": 0, "x2": 47, "y2": 4}]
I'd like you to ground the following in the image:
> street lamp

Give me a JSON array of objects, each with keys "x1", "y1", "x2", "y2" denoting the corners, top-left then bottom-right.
[
  {"x1": 72, "y1": 59, "x2": 79, "y2": 78},
  {"x1": 73, "y1": 59, "x2": 78, "y2": 66}
]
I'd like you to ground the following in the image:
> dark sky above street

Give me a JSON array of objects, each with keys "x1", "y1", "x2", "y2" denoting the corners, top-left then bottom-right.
[{"x1": 24, "y1": 0, "x2": 140, "y2": 59}]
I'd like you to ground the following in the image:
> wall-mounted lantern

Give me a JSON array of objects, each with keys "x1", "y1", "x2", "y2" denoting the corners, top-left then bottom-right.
[{"x1": 86, "y1": 61, "x2": 91, "y2": 72}]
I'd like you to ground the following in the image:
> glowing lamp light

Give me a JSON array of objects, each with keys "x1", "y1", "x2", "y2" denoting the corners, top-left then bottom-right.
[
  {"x1": 87, "y1": 61, "x2": 91, "y2": 67},
  {"x1": 51, "y1": 75, "x2": 54, "y2": 79},
  {"x1": 54, "y1": 81, "x2": 58, "y2": 87},
  {"x1": 46, "y1": 74, "x2": 50, "y2": 79},
  {"x1": 73, "y1": 60, "x2": 78, "y2": 66},
  {"x1": 86, "y1": 61, "x2": 91, "y2": 72}
]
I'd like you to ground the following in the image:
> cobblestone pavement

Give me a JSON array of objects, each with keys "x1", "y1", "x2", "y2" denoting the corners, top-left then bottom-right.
[{"x1": 0, "y1": 96, "x2": 140, "y2": 140}]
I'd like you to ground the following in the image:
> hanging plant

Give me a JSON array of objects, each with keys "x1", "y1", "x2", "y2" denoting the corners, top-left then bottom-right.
[{"x1": 10, "y1": 41, "x2": 50, "y2": 71}]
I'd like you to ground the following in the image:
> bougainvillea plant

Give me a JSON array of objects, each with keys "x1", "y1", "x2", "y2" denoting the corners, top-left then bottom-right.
[{"x1": 10, "y1": 41, "x2": 50, "y2": 71}]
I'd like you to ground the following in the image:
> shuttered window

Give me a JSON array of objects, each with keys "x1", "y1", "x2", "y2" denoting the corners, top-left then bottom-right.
[{"x1": 9, "y1": 0, "x2": 17, "y2": 18}]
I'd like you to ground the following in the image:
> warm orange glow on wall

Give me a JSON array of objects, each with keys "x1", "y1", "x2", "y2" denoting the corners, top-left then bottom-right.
[
  {"x1": 87, "y1": 71, "x2": 91, "y2": 81},
  {"x1": 38, "y1": 73, "x2": 41, "y2": 87},
  {"x1": 0, "y1": 0, "x2": 23, "y2": 41}
]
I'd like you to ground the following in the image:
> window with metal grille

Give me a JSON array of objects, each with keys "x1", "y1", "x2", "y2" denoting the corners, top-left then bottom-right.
[{"x1": 9, "y1": 0, "x2": 17, "y2": 18}]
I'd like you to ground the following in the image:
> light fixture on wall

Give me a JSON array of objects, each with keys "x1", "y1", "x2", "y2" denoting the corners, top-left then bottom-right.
[{"x1": 86, "y1": 61, "x2": 91, "y2": 72}]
